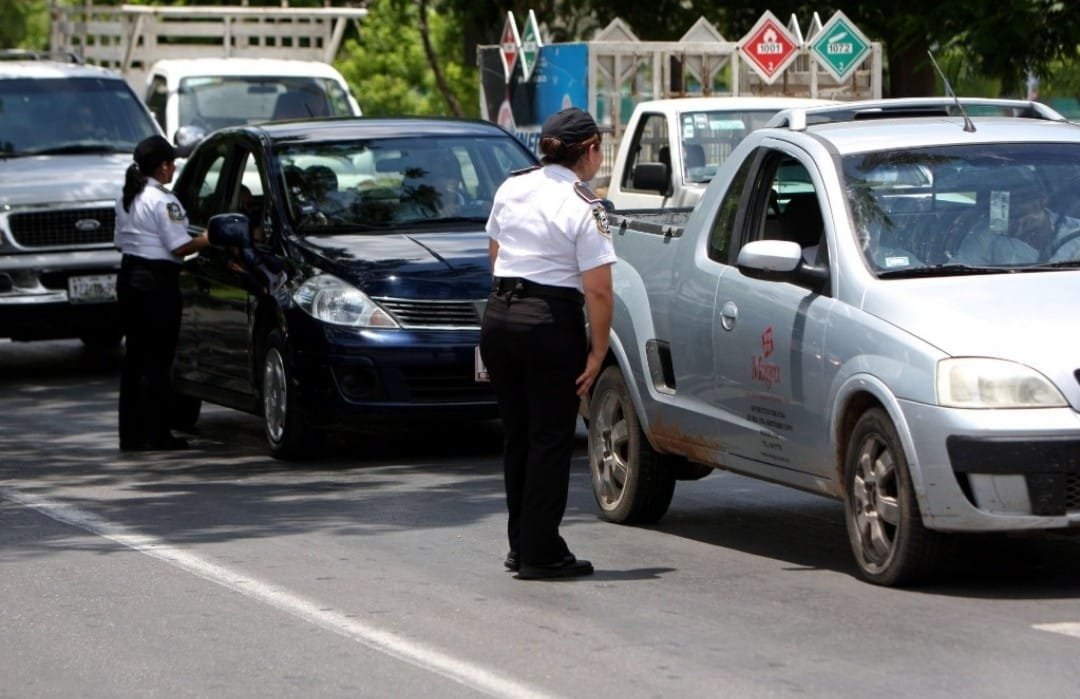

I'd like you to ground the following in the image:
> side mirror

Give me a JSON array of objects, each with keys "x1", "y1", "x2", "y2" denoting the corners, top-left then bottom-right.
[
  {"x1": 174, "y1": 125, "x2": 207, "y2": 153},
  {"x1": 737, "y1": 239, "x2": 828, "y2": 287},
  {"x1": 207, "y1": 213, "x2": 253, "y2": 250},
  {"x1": 631, "y1": 162, "x2": 672, "y2": 196}
]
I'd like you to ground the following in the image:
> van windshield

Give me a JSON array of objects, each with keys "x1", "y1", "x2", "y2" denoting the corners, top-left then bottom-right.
[
  {"x1": 178, "y1": 76, "x2": 354, "y2": 133},
  {"x1": 0, "y1": 77, "x2": 159, "y2": 157}
]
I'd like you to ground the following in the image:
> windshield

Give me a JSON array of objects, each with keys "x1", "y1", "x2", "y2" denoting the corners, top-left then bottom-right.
[
  {"x1": 843, "y1": 143, "x2": 1080, "y2": 276},
  {"x1": 678, "y1": 109, "x2": 784, "y2": 183},
  {"x1": 0, "y1": 77, "x2": 159, "y2": 157},
  {"x1": 275, "y1": 134, "x2": 536, "y2": 231},
  {"x1": 178, "y1": 76, "x2": 354, "y2": 132}
]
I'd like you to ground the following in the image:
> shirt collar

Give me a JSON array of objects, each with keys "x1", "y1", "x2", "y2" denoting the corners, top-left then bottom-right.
[
  {"x1": 544, "y1": 164, "x2": 579, "y2": 182},
  {"x1": 147, "y1": 176, "x2": 164, "y2": 188}
]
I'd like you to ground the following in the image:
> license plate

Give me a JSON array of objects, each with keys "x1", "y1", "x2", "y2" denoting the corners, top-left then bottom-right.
[
  {"x1": 68, "y1": 274, "x2": 117, "y2": 303},
  {"x1": 474, "y1": 345, "x2": 490, "y2": 382}
]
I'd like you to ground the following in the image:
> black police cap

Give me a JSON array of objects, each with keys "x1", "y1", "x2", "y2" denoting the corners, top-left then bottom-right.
[
  {"x1": 540, "y1": 107, "x2": 598, "y2": 148},
  {"x1": 133, "y1": 135, "x2": 178, "y2": 175}
]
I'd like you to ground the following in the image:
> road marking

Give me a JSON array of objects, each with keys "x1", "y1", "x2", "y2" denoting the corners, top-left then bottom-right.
[
  {"x1": 1, "y1": 485, "x2": 557, "y2": 699},
  {"x1": 1033, "y1": 622, "x2": 1080, "y2": 640}
]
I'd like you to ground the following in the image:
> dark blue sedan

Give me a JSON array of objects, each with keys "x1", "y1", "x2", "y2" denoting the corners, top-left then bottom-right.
[{"x1": 170, "y1": 118, "x2": 538, "y2": 458}]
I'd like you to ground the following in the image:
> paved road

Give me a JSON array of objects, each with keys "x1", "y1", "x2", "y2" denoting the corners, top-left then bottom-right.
[{"x1": 2, "y1": 340, "x2": 1079, "y2": 698}]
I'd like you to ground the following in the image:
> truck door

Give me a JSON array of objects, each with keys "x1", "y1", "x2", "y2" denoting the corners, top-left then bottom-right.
[
  {"x1": 711, "y1": 147, "x2": 836, "y2": 486},
  {"x1": 613, "y1": 111, "x2": 673, "y2": 209}
]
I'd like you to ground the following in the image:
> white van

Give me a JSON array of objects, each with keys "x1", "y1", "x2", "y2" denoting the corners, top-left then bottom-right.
[{"x1": 144, "y1": 58, "x2": 361, "y2": 147}]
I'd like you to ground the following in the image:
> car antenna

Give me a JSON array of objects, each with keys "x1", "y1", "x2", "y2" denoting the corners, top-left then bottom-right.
[{"x1": 927, "y1": 50, "x2": 975, "y2": 133}]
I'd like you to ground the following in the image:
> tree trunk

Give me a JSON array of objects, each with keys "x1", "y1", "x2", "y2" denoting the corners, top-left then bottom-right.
[{"x1": 417, "y1": 0, "x2": 463, "y2": 117}]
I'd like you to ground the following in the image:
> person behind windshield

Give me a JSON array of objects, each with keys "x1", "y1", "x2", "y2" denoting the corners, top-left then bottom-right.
[{"x1": 954, "y1": 181, "x2": 1080, "y2": 264}]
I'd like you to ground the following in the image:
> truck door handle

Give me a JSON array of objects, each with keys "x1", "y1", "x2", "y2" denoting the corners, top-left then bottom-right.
[{"x1": 719, "y1": 301, "x2": 738, "y2": 331}]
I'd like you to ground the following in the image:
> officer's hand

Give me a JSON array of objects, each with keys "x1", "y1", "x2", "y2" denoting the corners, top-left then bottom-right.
[{"x1": 575, "y1": 350, "x2": 604, "y2": 397}]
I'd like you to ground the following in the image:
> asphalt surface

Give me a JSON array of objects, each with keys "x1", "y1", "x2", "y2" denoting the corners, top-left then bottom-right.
[{"x1": 1, "y1": 340, "x2": 1079, "y2": 698}]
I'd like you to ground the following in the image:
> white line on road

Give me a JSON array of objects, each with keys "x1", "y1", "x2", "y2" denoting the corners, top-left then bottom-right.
[
  {"x1": 1, "y1": 485, "x2": 557, "y2": 699},
  {"x1": 1033, "y1": 622, "x2": 1080, "y2": 640}
]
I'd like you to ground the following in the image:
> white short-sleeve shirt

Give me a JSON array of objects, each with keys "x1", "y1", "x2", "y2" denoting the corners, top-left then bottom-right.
[
  {"x1": 114, "y1": 177, "x2": 192, "y2": 263},
  {"x1": 487, "y1": 164, "x2": 617, "y2": 291}
]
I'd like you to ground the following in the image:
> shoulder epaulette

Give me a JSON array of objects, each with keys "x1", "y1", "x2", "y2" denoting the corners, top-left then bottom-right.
[
  {"x1": 574, "y1": 180, "x2": 601, "y2": 205},
  {"x1": 155, "y1": 184, "x2": 171, "y2": 193},
  {"x1": 509, "y1": 165, "x2": 541, "y2": 177}
]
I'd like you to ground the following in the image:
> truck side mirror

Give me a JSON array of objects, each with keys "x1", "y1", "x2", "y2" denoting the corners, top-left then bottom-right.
[
  {"x1": 631, "y1": 162, "x2": 672, "y2": 196},
  {"x1": 174, "y1": 125, "x2": 207, "y2": 153},
  {"x1": 207, "y1": 212, "x2": 253, "y2": 250}
]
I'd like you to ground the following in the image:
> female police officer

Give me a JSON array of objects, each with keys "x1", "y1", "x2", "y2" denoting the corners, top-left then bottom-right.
[
  {"x1": 480, "y1": 108, "x2": 616, "y2": 580},
  {"x1": 115, "y1": 135, "x2": 209, "y2": 451}
]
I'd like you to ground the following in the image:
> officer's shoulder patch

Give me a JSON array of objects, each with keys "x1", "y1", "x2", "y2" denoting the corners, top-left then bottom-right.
[
  {"x1": 591, "y1": 205, "x2": 611, "y2": 239},
  {"x1": 574, "y1": 180, "x2": 601, "y2": 204},
  {"x1": 166, "y1": 201, "x2": 185, "y2": 222},
  {"x1": 509, "y1": 165, "x2": 541, "y2": 177}
]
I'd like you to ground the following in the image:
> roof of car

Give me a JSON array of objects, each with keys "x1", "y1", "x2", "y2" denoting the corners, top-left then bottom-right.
[
  {"x1": 218, "y1": 117, "x2": 518, "y2": 142},
  {"x1": 149, "y1": 57, "x2": 348, "y2": 81},
  {"x1": 764, "y1": 98, "x2": 1080, "y2": 155},
  {"x1": 0, "y1": 58, "x2": 125, "y2": 81}
]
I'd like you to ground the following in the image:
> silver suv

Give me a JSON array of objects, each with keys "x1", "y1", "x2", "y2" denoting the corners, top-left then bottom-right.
[{"x1": 0, "y1": 51, "x2": 162, "y2": 347}]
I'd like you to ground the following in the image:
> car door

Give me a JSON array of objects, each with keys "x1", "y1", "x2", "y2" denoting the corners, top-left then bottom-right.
[
  {"x1": 710, "y1": 145, "x2": 837, "y2": 486},
  {"x1": 175, "y1": 136, "x2": 256, "y2": 403}
]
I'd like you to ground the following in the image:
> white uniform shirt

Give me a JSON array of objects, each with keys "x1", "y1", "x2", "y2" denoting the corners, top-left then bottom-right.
[
  {"x1": 114, "y1": 177, "x2": 192, "y2": 263},
  {"x1": 487, "y1": 164, "x2": 617, "y2": 291}
]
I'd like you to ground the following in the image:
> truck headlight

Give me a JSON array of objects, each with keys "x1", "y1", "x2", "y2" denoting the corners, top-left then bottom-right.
[
  {"x1": 936, "y1": 358, "x2": 1066, "y2": 408},
  {"x1": 293, "y1": 274, "x2": 398, "y2": 328}
]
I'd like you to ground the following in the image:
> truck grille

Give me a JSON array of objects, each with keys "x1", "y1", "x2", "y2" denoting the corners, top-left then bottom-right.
[
  {"x1": 375, "y1": 298, "x2": 482, "y2": 329},
  {"x1": 9, "y1": 207, "x2": 115, "y2": 248},
  {"x1": 1067, "y1": 473, "x2": 1080, "y2": 513}
]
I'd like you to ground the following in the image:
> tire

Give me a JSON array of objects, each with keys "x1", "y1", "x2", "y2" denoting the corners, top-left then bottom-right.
[
  {"x1": 169, "y1": 393, "x2": 202, "y2": 432},
  {"x1": 588, "y1": 365, "x2": 675, "y2": 524},
  {"x1": 843, "y1": 408, "x2": 943, "y2": 586},
  {"x1": 261, "y1": 329, "x2": 320, "y2": 460}
]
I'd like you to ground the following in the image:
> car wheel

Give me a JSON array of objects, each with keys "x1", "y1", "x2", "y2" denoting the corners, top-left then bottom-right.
[
  {"x1": 262, "y1": 329, "x2": 319, "y2": 460},
  {"x1": 588, "y1": 365, "x2": 675, "y2": 524},
  {"x1": 169, "y1": 393, "x2": 201, "y2": 432},
  {"x1": 844, "y1": 408, "x2": 942, "y2": 586}
]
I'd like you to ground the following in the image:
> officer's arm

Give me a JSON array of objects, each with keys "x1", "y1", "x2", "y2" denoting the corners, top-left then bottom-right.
[
  {"x1": 576, "y1": 263, "x2": 613, "y2": 396},
  {"x1": 488, "y1": 238, "x2": 499, "y2": 268},
  {"x1": 171, "y1": 231, "x2": 210, "y2": 258}
]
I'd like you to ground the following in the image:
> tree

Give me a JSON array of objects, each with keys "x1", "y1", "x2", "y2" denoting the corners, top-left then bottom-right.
[{"x1": 336, "y1": 0, "x2": 478, "y2": 117}]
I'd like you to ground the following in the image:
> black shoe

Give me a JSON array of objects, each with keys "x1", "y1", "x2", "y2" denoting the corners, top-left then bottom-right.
[
  {"x1": 516, "y1": 554, "x2": 593, "y2": 580},
  {"x1": 504, "y1": 551, "x2": 520, "y2": 571},
  {"x1": 144, "y1": 435, "x2": 189, "y2": 451}
]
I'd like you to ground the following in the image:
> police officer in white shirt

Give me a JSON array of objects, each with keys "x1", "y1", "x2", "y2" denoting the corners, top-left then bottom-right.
[
  {"x1": 115, "y1": 135, "x2": 209, "y2": 451},
  {"x1": 480, "y1": 107, "x2": 616, "y2": 580}
]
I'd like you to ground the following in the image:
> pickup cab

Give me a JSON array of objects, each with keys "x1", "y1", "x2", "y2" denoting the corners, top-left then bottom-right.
[
  {"x1": 604, "y1": 97, "x2": 834, "y2": 210},
  {"x1": 587, "y1": 98, "x2": 1080, "y2": 585}
]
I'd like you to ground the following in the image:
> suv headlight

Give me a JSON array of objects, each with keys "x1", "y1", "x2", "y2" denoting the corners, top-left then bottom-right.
[
  {"x1": 936, "y1": 358, "x2": 1066, "y2": 408},
  {"x1": 293, "y1": 274, "x2": 398, "y2": 328}
]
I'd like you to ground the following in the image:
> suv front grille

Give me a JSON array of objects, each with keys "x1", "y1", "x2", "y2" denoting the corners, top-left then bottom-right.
[
  {"x1": 375, "y1": 298, "x2": 482, "y2": 329},
  {"x1": 9, "y1": 207, "x2": 115, "y2": 248},
  {"x1": 1066, "y1": 473, "x2": 1080, "y2": 513}
]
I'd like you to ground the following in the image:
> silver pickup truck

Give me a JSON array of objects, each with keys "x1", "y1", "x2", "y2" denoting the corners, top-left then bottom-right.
[
  {"x1": 588, "y1": 98, "x2": 1080, "y2": 585},
  {"x1": 0, "y1": 52, "x2": 162, "y2": 347}
]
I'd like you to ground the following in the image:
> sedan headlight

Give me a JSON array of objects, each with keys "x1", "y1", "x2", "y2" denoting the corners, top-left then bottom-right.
[
  {"x1": 936, "y1": 358, "x2": 1066, "y2": 408},
  {"x1": 293, "y1": 274, "x2": 398, "y2": 328}
]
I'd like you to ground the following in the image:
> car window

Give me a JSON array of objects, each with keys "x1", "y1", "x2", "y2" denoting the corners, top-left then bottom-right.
[
  {"x1": 178, "y1": 76, "x2": 353, "y2": 134},
  {"x1": 0, "y1": 76, "x2": 159, "y2": 156},
  {"x1": 707, "y1": 150, "x2": 757, "y2": 263},
  {"x1": 274, "y1": 134, "x2": 535, "y2": 230},
  {"x1": 677, "y1": 109, "x2": 782, "y2": 183},
  {"x1": 178, "y1": 141, "x2": 231, "y2": 228},
  {"x1": 622, "y1": 112, "x2": 670, "y2": 192},
  {"x1": 842, "y1": 143, "x2": 1080, "y2": 274}
]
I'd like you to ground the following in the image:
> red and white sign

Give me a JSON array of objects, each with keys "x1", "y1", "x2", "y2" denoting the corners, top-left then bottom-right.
[
  {"x1": 738, "y1": 11, "x2": 800, "y2": 85},
  {"x1": 499, "y1": 12, "x2": 521, "y2": 84}
]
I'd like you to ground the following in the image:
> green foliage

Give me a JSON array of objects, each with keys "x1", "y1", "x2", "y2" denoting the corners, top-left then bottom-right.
[
  {"x1": 0, "y1": 0, "x2": 49, "y2": 50},
  {"x1": 336, "y1": 0, "x2": 478, "y2": 117}
]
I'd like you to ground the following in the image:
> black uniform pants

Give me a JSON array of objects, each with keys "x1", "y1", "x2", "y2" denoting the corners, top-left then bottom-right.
[
  {"x1": 480, "y1": 286, "x2": 586, "y2": 566},
  {"x1": 117, "y1": 255, "x2": 182, "y2": 448}
]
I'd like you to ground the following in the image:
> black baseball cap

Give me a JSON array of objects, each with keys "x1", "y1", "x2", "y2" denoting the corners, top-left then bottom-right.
[
  {"x1": 134, "y1": 135, "x2": 178, "y2": 175},
  {"x1": 540, "y1": 107, "x2": 599, "y2": 148}
]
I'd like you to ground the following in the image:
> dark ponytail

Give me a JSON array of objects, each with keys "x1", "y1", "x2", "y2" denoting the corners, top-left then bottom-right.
[
  {"x1": 539, "y1": 136, "x2": 595, "y2": 167},
  {"x1": 121, "y1": 163, "x2": 147, "y2": 213}
]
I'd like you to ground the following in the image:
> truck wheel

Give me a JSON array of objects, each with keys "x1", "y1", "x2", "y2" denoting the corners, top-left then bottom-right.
[
  {"x1": 843, "y1": 408, "x2": 943, "y2": 586},
  {"x1": 588, "y1": 365, "x2": 675, "y2": 524},
  {"x1": 262, "y1": 330, "x2": 320, "y2": 460}
]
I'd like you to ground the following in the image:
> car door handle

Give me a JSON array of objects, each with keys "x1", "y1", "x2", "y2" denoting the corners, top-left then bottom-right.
[{"x1": 719, "y1": 301, "x2": 738, "y2": 331}]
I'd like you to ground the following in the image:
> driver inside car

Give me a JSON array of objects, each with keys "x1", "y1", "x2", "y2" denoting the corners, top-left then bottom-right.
[{"x1": 954, "y1": 180, "x2": 1080, "y2": 265}]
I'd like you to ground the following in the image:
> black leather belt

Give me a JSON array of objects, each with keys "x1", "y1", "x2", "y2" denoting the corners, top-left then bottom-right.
[{"x1": 492, "y1": 276, "x2": 584, "y2": 304}]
